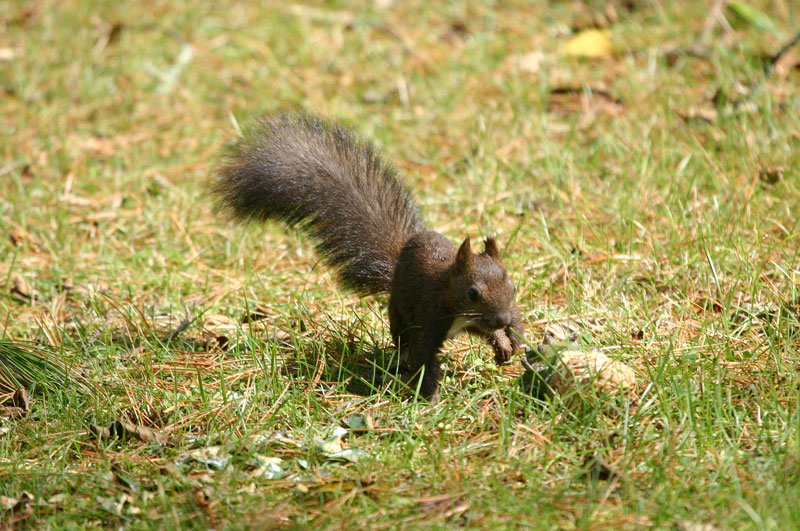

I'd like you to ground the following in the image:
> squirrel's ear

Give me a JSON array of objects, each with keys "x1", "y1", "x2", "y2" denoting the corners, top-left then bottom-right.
[
  {"x1": 454, "y1": 236, "x2": 473, "y2": 273},
  {"x1": 484, "y1": 237, "x2": 500, "y2": 260}
]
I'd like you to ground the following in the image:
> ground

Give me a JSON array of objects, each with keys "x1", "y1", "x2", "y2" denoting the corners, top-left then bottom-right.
[{"x1": 1, "y1": 0, "x2": 799, "y2": 528}]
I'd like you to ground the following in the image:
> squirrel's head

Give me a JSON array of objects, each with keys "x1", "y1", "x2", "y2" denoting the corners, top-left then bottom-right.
[{"x1": 448, "y1": 236, "x2": 517, "y2": 332}]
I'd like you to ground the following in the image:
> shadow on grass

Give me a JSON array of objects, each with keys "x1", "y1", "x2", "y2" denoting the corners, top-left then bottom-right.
[{"x1": 280, "y1": 333, "x2": 414, "y2": 398}]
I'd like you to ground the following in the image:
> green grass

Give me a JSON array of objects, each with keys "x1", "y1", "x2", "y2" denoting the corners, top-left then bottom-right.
[{"x1": 2, "y1": 0, "x2": 799, "y2": 527}]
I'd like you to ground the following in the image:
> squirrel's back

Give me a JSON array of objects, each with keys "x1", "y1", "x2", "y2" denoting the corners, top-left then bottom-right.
[{"x1": 212, "y1": 112, "x2": 425, "y2": 294}]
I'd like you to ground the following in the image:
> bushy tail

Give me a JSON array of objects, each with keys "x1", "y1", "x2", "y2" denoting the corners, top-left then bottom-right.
[{"x1": 212, "y1": 112, "x2": 424, "y2": 295}]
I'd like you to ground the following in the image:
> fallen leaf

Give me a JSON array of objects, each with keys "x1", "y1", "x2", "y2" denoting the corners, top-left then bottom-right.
[
  {"x1": 10, "y1": 273, "x2": 40, "y2": 303},
  {"x1": 565, "y1": 29, "x2": 614, "y2": 59},
  {"x1": 544, "y1": 320, "x2": 582, "y2": 341},
  {"x1": 0, "y1": 492, "x2": 34, "y2": 519},
  {"x1": 0, "y1": 495, "x2": 19, "y2": 510},
  {"x1": 202, "y1": 314, "x2": 238, "y2": 335},
  {"x1": 91, "y1": 421, "x2": 167, "y2": 445},
  {"x1": 12, "y1": 388, "x2": 30, "y2": 412}
]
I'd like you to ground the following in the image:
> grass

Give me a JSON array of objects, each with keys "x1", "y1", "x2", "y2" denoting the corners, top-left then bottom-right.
[{"x1": 2, "y1": 0, "x2": 799, "y2": 527}]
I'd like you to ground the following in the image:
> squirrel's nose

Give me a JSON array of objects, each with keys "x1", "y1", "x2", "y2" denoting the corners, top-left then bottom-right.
[{"x1": 495, "y1": 312, "x2": 512, "y2": 329}]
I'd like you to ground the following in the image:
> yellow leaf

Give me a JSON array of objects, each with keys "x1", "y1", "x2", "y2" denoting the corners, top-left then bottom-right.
[{"x1": 565, "y1": 29, "x2": 614, "y2": 58}]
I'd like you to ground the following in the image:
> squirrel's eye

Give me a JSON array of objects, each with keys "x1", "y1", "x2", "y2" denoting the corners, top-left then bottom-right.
[{"x1": 467, "y1": 287, "x2": 479, "y2": 302}]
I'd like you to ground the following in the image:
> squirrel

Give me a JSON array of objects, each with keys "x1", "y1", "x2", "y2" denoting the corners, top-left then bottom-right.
[{"x1": 212, "y1": 111, "x2": 524, "y2": 399}]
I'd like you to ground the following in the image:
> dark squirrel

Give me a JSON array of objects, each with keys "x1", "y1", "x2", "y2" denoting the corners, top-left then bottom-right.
[{"x1": 212, "y1": 112, "x2": 524, "y2": 399}]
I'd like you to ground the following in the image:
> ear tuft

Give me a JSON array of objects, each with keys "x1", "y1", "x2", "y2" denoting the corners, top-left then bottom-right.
[
  {"x1": 454, "y1": 236, "x2": 473, "y2": 273},
  {"x1": 484, "y1": 237, "x2": 500, "y2": 260}
]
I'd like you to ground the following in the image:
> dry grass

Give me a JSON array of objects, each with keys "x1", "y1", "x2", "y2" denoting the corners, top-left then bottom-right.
[{"x1": 1, "y1": 0, "x2": 799, "y2": 528}]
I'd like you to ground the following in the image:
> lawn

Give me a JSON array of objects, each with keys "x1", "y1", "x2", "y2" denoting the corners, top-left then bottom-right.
[{"x1": 2, "y1": 0, "x2": 799, "y2": 528}]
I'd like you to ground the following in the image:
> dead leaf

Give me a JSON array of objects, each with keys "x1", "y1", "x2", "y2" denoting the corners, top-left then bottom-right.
[
  {"x1": 0, "y1": 492, "x2": 34, "y2": 524},
  {"x1": 91, "y1": 420, "x2": 167, "y2": 445},
  {"x1": 544, "y1": 320, "x2": 582, "y2": 341},
  {"x1": 565, "y1": 29, "x2": 614, "y2": 59},
  {"x1": 12, "y1": 388, "x2": 30, "y2": 412},
  {"x1": 0, "y1": 495, "x2": 19, "y2": 510},
  {"x1": 203, "y1": 314, "x2": 238, "y2": 335},
  {"x1": 10, "y1": 273, "x2": 40, "y2": 303},
  {"x1": 0, "y1": 389, "x2": 30, "y2": 419}
]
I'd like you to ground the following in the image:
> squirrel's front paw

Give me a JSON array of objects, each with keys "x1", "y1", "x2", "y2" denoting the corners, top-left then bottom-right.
[
  {"x1": 490, "y1": 327, "x2": 524, "y2": 365},
  {"x1": 490, "y1": 329, "x2": 513, "y2": 365}
]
